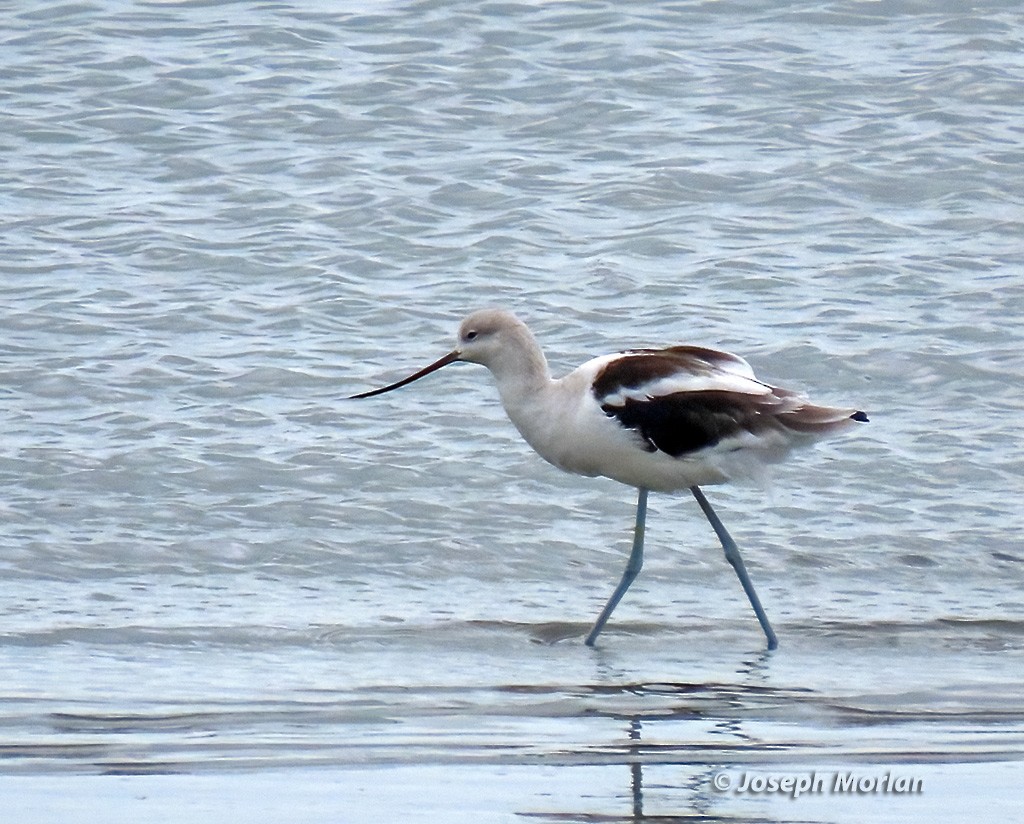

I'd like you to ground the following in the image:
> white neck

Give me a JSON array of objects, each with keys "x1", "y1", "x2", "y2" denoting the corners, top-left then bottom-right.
[{"x1": 487, "y1": 323, "x2": 553, "y2": 402}]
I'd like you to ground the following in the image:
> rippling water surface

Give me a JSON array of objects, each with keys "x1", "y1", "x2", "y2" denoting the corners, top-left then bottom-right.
[{"x1": 2, "y1": 0, "x2": 1023, "y2": 821}]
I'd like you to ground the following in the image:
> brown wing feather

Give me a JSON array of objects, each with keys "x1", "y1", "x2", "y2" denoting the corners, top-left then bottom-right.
[
  {"x1": 593, "y1": 349, "x2": 867, "y2": 457},
  {"x1": 605, "y1": 390, "x2": 867, "y2": 457}
]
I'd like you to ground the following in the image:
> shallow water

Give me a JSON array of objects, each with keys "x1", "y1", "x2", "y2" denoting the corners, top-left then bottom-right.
[{"x1": 2, "y1": 0, "x2": 1023, "y2": 820}]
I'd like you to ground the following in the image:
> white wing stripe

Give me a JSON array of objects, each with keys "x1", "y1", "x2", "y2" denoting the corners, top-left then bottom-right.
[{"x1": 600, "y1": 372, "x2": 773, "y2": 406}]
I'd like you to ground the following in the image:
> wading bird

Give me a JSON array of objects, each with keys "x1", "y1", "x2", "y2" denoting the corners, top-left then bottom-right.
[{"x1": 350, "y1": 309, "x2": 867, "y2": 648}]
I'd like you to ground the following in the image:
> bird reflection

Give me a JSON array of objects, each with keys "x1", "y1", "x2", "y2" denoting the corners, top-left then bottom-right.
[{"x1": 598, "y1": 652, "x2": 779, "y2": 822}]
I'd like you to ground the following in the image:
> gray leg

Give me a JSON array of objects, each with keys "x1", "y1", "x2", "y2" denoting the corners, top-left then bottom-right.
[
  {"x1": 690, "y1": 486, "x2": 779, "y2": 650},
  {"x1": 585, "y1": 487, "x2": 648, "y2": 646}
]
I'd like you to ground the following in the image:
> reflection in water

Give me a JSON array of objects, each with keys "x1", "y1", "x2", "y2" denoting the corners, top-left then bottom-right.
[
  {"x1": 736, "y1": 649, "x2": 775, "y2": 682},
  {"x1": 618, "y1": 715, "x2": 765, "y2": 824},
  {"x1": 628, "y1": 718, "x2": 643, "y2": 821},
  {"x1": 591, "y1": 652, "x2": 792, "y2": 821}
]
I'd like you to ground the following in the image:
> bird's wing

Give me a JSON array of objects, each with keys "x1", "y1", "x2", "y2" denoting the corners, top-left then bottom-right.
[
  {"x1": 589, "y1": 347, "x2": 803, "y2": 458},
  {"x1": 592, "y1": 346, "x2": 772, "y2": 407}
]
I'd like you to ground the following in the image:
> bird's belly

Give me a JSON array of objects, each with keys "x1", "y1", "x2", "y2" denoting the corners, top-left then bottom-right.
[
  {"x1": 553, "y1": 438, "x2": 730, "y2": 491},
  {"x1": 508, "y1": 395, "x2": 729, "y2": 492}
]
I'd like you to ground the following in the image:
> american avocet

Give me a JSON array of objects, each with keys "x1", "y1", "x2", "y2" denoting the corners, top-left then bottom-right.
[{"x1": 351, "y1": 309, "x2": 868, "y2": 649}]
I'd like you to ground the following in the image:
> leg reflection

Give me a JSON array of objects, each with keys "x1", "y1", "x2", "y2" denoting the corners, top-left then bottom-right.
[{"x1": 628, "y1": 717, "x2": 643, "y2": 820}]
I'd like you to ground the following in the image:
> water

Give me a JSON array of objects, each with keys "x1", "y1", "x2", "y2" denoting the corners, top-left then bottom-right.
[{"x1": 2, "y1": 0, "x2": 1023, "y2": 821}]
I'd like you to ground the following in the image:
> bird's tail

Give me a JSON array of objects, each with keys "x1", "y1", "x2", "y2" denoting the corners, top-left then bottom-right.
[{"x1": 776, "y1": 397, "x2": 869, "y2": 435}]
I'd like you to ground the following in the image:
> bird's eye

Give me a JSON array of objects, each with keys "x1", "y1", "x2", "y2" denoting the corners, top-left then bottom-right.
[{"x1": 465, "y1": 330, "x2": 478, "y2": 341}]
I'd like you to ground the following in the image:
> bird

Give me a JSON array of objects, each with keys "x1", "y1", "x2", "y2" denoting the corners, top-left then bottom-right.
[{"x1": 349, "y1": 309, "x2": 868, "y2": 649}]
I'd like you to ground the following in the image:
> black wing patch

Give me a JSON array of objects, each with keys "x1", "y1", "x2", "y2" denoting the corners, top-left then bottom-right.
[{"x1": 602, "y1": 391, "x2": 766, "y2": 457}]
